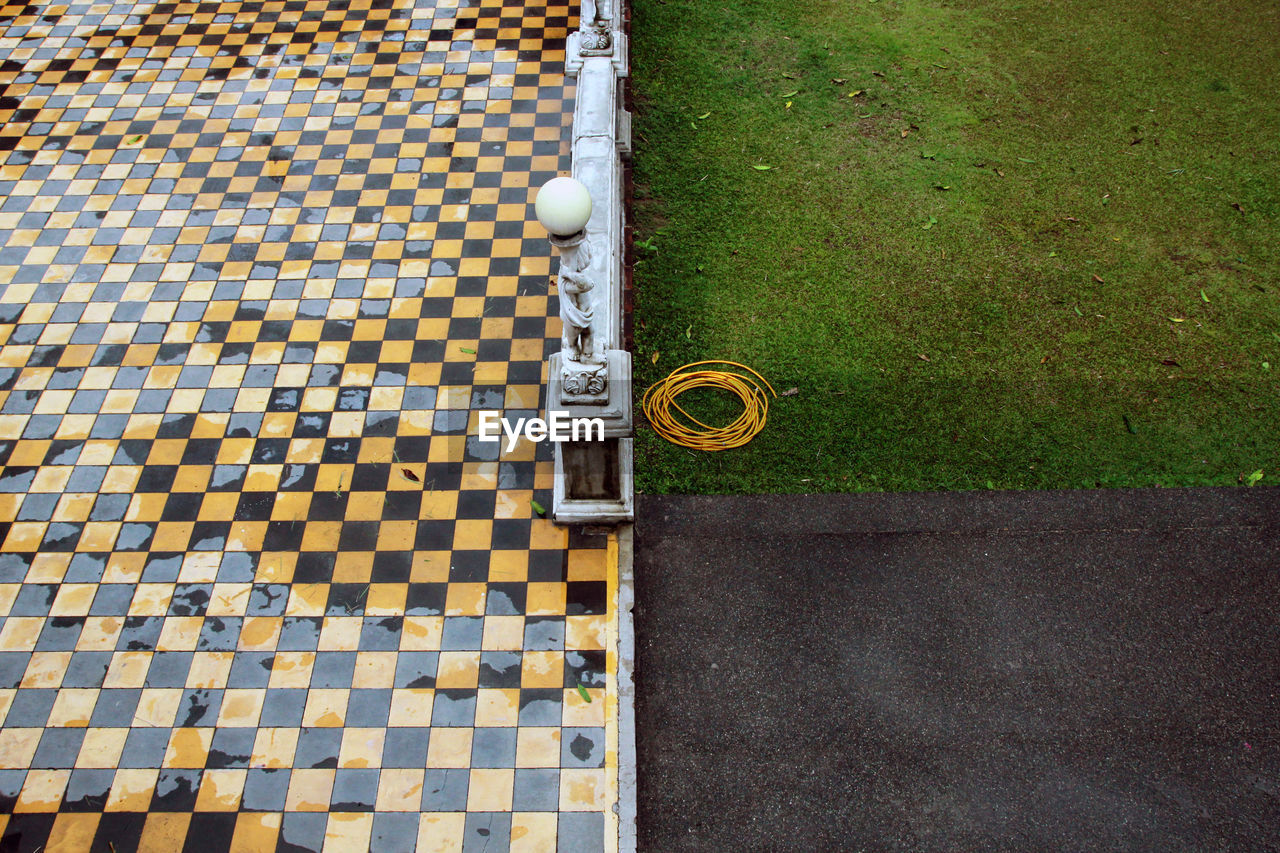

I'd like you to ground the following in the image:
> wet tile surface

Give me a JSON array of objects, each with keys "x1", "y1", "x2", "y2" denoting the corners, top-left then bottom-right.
[{"x1": 0, "y1": 0, "x2": 619, "y2": 848}]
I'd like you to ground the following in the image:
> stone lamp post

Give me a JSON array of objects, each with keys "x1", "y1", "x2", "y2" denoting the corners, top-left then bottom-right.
[
  {"x1": 536, "y1": 177, "x2": 606, "y2": 398},
  {"x1": 534, "y1": 175, "x2": 633, "y2": 523}
]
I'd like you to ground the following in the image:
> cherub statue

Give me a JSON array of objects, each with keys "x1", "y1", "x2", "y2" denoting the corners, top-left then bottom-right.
[
  {"x1": 581, "y1": 0, "x2": 613, "y2": 32},
  {"x1": 557, "y1": 238, "x2": 601, "y2": 365}
]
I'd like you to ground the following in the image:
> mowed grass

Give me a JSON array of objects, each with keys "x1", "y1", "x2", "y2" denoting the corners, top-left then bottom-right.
[{"x1": 629, "y1": 0, "x2": 1280, "y2": 493}]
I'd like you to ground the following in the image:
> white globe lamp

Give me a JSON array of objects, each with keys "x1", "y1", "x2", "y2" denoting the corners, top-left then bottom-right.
[{"x1": 535, "y1": 176, "x2": 592, "y2": 238}]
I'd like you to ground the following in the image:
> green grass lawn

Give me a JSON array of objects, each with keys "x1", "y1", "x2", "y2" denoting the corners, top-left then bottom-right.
[{"x1": 629, "y1": 0, "x2": 1280, "y2": 493}]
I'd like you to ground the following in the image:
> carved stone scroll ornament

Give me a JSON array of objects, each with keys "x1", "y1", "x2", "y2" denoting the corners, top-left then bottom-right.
[{"x1": 578, "y1": 0, "x2": 614, "y2": 53}]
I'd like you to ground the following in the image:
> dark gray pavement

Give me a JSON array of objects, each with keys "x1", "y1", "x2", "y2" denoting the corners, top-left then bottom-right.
[{"x1": 634, "y1": 488, "x2": 1280, "y2": 852}]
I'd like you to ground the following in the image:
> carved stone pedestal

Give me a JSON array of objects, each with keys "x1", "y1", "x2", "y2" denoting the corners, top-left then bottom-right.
[{"x1": 547, "y1": 350, "x2": 632, "y2": 438}]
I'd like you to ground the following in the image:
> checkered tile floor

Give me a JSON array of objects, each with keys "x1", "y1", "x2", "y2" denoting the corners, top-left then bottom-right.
[{"x1": 0, "y1": 0, "x2": 621, "y2": 849}]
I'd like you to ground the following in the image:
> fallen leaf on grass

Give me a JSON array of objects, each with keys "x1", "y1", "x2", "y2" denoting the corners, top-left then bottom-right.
[
  {"x1": 531, "y1": 499, "x2": 546, "y2": 516},
  {"x1": 917, "y1": 353, "x2": 931, "y2": 362},
  {"x1": 650, "y1": 350, "x2": 660, "y2": 364},
  {"x1": 1200, "y1": 289, "x2": 1210, "y2": 302},
  {"x1": 1017, "y1": 157, "x2": 1035, "y2": 163},
  {"x1": 1122, "y1": 413, "x2": 1137, "y2": 434},
  {"x1": 921, "y1": 216, "x2": 937, "y2": 230},
  {"x1": 780, "y1": 387, "x2": 799, "y2": 396},
  {"x1": 1168, "y1": 317, "x2": 1186, "y2": 323},
  {"x1": 781, "y1": 72, "x2": 798, "y2": 79},
  {"x1": 1160, "y1": 359, "x2": 1181, "y2": 367},
  {"x1": 900, "y1": 127, "x2": 912, "y2": 138},
  {"x1": 831, "y1": 78, "x2": 847, "y2": 85},
  {"x1": 697, "y1": 111, "x2": 711, "y2": 119},
  {"x1": 1092, "y1": 274, "x2": 1105, "y2": 283},
  {"x1": 1245, "y1": 469, "x2": 1264, "y2": 487},
  {"x1": 752, "y1": 164, "x2": 772, "y2": 171},
  {"x1": 847, "y1": 89, "x2": 863, "y2": 98},
  {"x1": 781, "y1": 89, "x2": 800, "y2": 98}
]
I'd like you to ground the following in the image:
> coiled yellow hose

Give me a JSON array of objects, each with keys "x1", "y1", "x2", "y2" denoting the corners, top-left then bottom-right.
[{"x1": 640, "y1": 360, "x2": 776, "y2": 451}]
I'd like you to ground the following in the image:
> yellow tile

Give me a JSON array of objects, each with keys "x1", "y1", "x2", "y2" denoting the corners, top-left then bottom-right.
[
  {"x1": 444, "y1": 583, "x2": 486, "y2": 617},
  {"x1": 466, "y1": 768, "x2": 514, "y2": 812},
  {"x1": 76, "y1": 727, "x2": 130, "y2": 768},
  {"x1": 217, "y1": 689, "x2": 266, "y2": 727},
  {"x1": 238, "y1": 616, "x2": 282, "y2": 651},
  {"x1": 375, "y1": 768, "x2": 424, "y2": 812},
  {"x1": 474, "y1": 688, "x2": 520, "y2": 727},
  {"x1": 520, "y1": 650, "x2": 563, "y2": 689},
  {"x1": 128, "y1": 583, "x2": 175, "y2": 616},
  {"x1": 284, "y1": 768, "x2": 335, "y2": 811},
  {"x1": 285, "y1": 581, "x2": 328, "y2": 615},
  {"x1": 134, "y1": 688, "x2": 183, "y2": 727},
  {"x1": 332, "y1": 551, "x2": 374, "y2": 582},
  {"x1": 207, "y1": 583, "x2": 253, "y2": 616},
  {"x1": 194, "y1": 768, "x2": 246, "y2": 811},
  {"x1": 250, "y1": 727, "x2": 300, "y2": 769},
  {"x1": 525, "y1": 582, "x2": 567, "y2": 616},
  {"x1": 301, "y1": 689, "x2": 349, "y2": 727},
  {"x1": 364, "y1": 583, "x2": 407, "y2": 616},
  {"x1": 482, "y1": 615, "x2": 525, "y2": 650},
  {"x1": 417, "y1": 813, "x2": 466, "y2": 853},
  {"x1": 425, "y1": 728, "x2": 472, "y2": 769},
  {"x1": 0, "y1": 728, "x2": 42, "y2": 769},
  {"x1": 49, "y1": 583, "x2": 98, "y2": 616},
  {"x1": 338, "y1": 727, "x2": 385, "y2": 769},
  {"x1": 318, "y1": 616, "x2": 363, "y2": 650},
  {"x1": 47, "y1": 688, "x2": 98, "y2": 727},
  {"x1": 229, "y1": 812, "x2": 282, "y2": 853},
  {"x1": 516, "y1": 728, "x2": 563, "y2": 770},
  {"x1": 137, "y1": 813, "x2": 192, "y2": 852},
  {"x1": 559, "y1": 768, "x2": 609, "y2": 812},
  {"x1": 156, "y1": 615, "x2": 204, "y2": 650},
  {"x1": 562, "y1": 685, "x2": 606, "y2": 727},
  {"x1": 103, "y1": 651, "x2": 152, "y2": 688},
  {"x1": 14, "y1": 769, "x2": 70, "y2": 812},
  {"x1": 510, "y1": 813, "x2": 560, "y2": 852},
  {"x1": 487, "y1": 550, "x2": 528, "y2": 582},
  {"x1": 0, "y1": 617, "x2": 44, "y2": 652},
  {"x1": 409, "y1": 551, "x2": 450, "y2": 583},
  {"x1": 186, "y1": 652, "x2": 235, "y2": 688},
  {"x1": 46, "y1": 813, "x2": 101, "y2": 853},
  {"x1": 104, "y1": 768, "x2": 161, "y2": 811},
  {"x1": 567, "y1": 548, "x2": 607, "y2": 581},
  {"x1": 388, "y1": 688, "x2": 435, "y2": 727},
  {"x1": 399, "y1": 616, "x2": 443, "y2": 651},
  {"x1": 322, "y1": 812, "x2": 374, "y2": 853},
  {"x1": 566, "y1": 614, "x2": 607, "y2": 651},
  {"x1": 452, "y1": 519, "x2": 492, "y2": 550},
  {"x1": 351, "y1": 651, "x2": 397, "y2": 689},
  {"x1": 163, "y1": 727, "x2": 214, "y2": 768},
  {"x1": 21, "y1": 651, "x2": 72, "y2": 688},
  {"x1": 267, "y1": 651, "x2": 315, "y2": 688},
  {"x1": 435, "y1": 651, "x2": 480, "y2": 689}
]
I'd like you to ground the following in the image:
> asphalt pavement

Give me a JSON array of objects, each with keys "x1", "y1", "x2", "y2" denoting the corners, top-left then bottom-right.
[{"x1": 634, "y1": 487, "x2": 1280, "y2": 852}]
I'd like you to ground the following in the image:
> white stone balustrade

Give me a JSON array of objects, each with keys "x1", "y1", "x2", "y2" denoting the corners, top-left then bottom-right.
[{"x1": 547, "y1": 1, "x2": 634, "y2": 524}]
